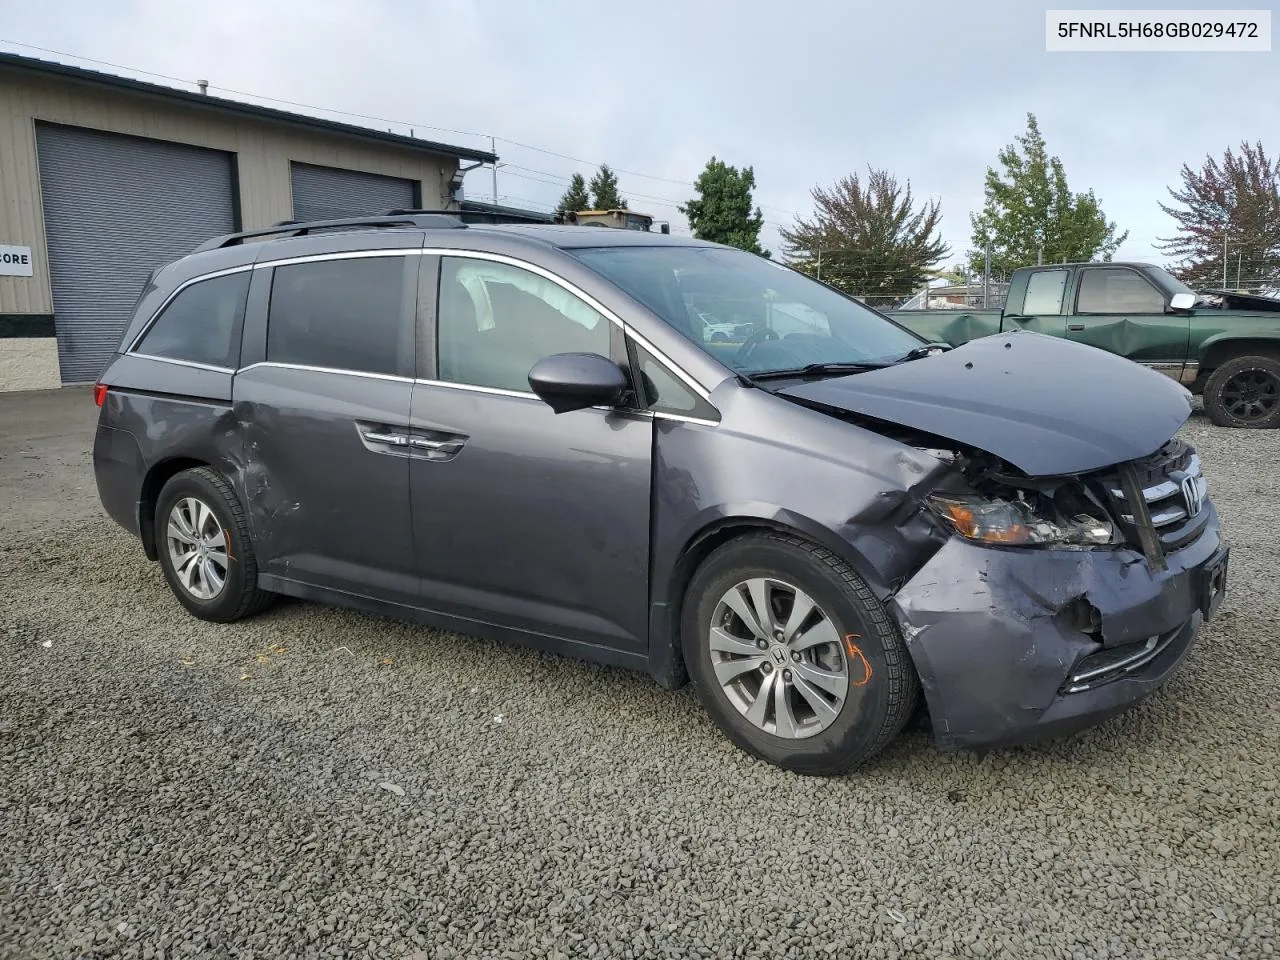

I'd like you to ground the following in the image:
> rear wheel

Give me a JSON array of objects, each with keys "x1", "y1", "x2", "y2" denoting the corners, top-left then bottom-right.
[
  {"x1": 155, "y1": 467, "x2": 272, "y2": 622},
  {"x1": 681, "y1": 532, "x2": 919, "y2": 775},
  {"x1": 1203, "y1": 354, "x2": 1280, "y2": 429}
]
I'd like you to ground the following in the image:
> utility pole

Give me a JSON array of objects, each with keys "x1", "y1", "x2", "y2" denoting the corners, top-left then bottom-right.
[
  {"x1": 1223, "y1": 232, "x2": 1228, "y2": 287},
  {"x1": 983, "y1": 241, "x2": 992, "y2": 308},
  {"x1": 490, "y1": 135, "x2": 498, "y2": 203},
  {"x1": 816, "y1": 247, "x2": 822, "y2": 281},
  {"x1": 1237, "y1": 251, "x2": 1243, "y2": 290}
]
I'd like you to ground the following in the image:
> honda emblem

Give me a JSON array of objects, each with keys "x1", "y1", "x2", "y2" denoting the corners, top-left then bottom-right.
[{"x1": 1180, "y1": 475, "x2": 1203, "y2": 518}]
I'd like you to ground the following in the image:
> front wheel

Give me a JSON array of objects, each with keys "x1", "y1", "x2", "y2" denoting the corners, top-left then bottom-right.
[
  {"x1": 1203, "y1": 354, "x2": 1280, "y2": 429},
  {"x1": 681, "y1": 533, "x2": 919, "y2": 775}
]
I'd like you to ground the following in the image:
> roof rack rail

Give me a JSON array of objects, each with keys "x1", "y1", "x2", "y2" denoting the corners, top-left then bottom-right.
[
  {"x1": 190, "y1": 213, "x2": 465, "y2": 254},
  {"x1": 386, "y1": 207, "x2": 553, "y2": 226}
]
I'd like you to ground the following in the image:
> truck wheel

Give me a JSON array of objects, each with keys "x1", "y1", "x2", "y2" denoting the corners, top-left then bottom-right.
[
  {"x1": 681, "y1": 532, "x2": 919, "y2": 776},
  {"x1": 1203, "y1": 355, "x2": 1280, "y2": 429}
]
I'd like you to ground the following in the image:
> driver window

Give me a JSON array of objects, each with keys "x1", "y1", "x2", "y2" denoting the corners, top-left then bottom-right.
[
  {"x1": 1076, "y1": 268, "x2": 1164, "y2": 315},
  {"x1": 437, "y1": 257, "x2": 610, "y2": 393}
]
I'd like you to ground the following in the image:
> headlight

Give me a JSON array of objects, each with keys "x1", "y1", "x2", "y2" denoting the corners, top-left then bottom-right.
[{"x1": 926, "y1": 494, "x2": 1116, "y2": 547}]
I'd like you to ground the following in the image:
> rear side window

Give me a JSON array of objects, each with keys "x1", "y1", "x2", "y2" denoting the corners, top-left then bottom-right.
[
  {"x1": 266, "y1": 256, "x2": 413, "y2": 376},
  {"x1": 1022, "y1": 270, "x2": 1068, "y2": 315},
  {"x1": 1076, "y1": 268, "x2": 1165, "y2": 314},
  {"x1": 134, "y1": 271, "x2": 249, "y2": 369}
]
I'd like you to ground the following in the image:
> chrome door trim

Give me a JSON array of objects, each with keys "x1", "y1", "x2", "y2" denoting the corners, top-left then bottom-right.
[
  {"x1": 127, "y1": 353, "x2": 236, "y2": 374},
  {"x1": 142, "y1": 247, "x2": 719, "y2": 413},
  {"x1": 252, "y1": 248, "x2": 423, "y2": 269},
  {"x1": 238, "y1": 361, "x2": 416, "y2": 384}
]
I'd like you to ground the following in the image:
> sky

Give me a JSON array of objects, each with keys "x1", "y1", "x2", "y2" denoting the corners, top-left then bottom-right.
[{"x1": 1, "y1": 0, "x2": 1275, "y2": 274}]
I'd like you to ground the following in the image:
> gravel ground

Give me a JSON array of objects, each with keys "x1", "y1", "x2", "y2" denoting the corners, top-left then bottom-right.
[{"x1": 1, "y1": 387, "x2": 1277, "y2": 960}]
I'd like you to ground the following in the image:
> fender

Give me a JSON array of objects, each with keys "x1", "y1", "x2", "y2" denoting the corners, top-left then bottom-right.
[{"x1": 644, "y1": 499, "x2": 947, "y2": 690}]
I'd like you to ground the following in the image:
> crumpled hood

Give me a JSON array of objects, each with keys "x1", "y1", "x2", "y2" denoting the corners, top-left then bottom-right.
[{"x1": 778, "y1": 332, "x2": 1192, "y2": 477}]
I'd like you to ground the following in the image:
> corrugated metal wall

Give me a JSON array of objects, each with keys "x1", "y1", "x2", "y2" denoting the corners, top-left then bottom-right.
[
  {"x1": 35, "y1": 123, "x2": 237, "y2": 383},
  {"x1": 0, "y1": 66, "x2": 457, "y2": 324},
  {"x1": 291, "y1": 162, "x2": 417, "y2": 221}
]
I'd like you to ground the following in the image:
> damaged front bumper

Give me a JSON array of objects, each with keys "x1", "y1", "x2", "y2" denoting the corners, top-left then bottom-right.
[{"x1": 889, "y1": 505, "x2": 1227, "y2": 750}]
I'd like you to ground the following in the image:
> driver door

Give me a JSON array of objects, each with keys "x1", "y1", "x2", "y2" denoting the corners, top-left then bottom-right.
[
  {"x1": 1065, "y1": 266, "x2": 1190, "y2": 379},
  {"x1": 408, "y1": 254, "x2": 654, "y2": 654}
]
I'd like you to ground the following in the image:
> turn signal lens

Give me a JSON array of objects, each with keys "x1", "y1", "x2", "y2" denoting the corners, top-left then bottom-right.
[{"x1": 93, "y1": 382, "x2": 109, "y2": 407}]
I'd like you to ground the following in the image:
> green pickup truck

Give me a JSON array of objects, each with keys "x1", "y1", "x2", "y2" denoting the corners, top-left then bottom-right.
[{"x1": 887, "y1": 262, "x2": 1280, "y2": 429}]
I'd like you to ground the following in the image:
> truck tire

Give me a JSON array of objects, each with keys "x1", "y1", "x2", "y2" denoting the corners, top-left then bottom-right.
[{"x1": 1203, "y1": 354, "x2": 1280, "y2": 429}]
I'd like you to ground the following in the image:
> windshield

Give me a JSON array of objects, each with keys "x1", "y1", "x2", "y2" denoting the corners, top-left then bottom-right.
[{"x1": 572, "y1": 245, "x2": 924, "y2": 375}]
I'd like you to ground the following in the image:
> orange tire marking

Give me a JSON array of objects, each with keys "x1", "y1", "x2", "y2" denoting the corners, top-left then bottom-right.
[{"x1": 843, "y1": 634, "x2": 873, "y2": 687}]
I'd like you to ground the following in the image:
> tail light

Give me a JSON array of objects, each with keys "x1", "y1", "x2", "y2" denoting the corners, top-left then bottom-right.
[{"x1": 93, "y1": 382, "x2": 109, "y2": 407}]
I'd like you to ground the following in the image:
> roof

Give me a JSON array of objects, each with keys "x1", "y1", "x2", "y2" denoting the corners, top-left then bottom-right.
[
  {"x1": 1020, "y1": 261, "x2": 1155, "y2": 270},
  {"x1": 0, "y1": 51, "x2": 496, "y2": 164}
]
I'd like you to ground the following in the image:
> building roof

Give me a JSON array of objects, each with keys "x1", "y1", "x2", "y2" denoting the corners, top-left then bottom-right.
[
  {"x1": 458, "y1": 199, "x2": 555, "y2": 223},
  {"x1": 0, "y1": 51, "x2": 497, "y2": 164}
]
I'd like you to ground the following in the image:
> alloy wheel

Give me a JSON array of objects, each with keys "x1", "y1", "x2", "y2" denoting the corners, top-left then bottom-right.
[
  {"x1": 165, "y1": 496, "x2": 229, "y2": 601},
  {"x1": 709, "y1": 577, "x2": 852, "y2": 739},
  {"x1": 1220, "y1": 367, "x2": 1280, "y2": 423}
]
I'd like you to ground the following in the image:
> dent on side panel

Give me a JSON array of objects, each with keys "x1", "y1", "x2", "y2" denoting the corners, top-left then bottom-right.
[{"x1": 98, "y1": 358, "x2": 247, "y2": 546}]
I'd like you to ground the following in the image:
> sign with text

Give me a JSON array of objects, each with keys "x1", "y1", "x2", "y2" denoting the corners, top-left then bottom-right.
[
  {"x1": 1047, "y1": 10, "x2": 1271, "y2": 51},
  {"x1": 0, "y1": 245, "x2": 34, "y2": 277}
]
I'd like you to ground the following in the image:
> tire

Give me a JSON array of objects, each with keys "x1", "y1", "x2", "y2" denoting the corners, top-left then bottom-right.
[
  {"x1": 1203, "y1": 354, "x2": 1280, "y2": 429},
  {"x1": 681, "y1": 532, "x2": 919, "y2": 775},
  {"x1": 154, "y1": 467, "x2": 273, "y2": 623}
]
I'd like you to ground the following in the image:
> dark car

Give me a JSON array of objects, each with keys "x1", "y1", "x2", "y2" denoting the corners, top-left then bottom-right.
[{"x1": 92, "y1": 213, "x2": 1230, "y2": 775}]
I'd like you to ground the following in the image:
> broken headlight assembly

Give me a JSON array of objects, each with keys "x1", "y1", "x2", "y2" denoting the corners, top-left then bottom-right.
[{"x1": 925, "y1": 494, "x2": 1117, "y2": 548}]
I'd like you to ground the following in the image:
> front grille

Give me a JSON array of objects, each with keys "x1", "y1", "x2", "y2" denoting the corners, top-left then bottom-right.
[{"x1": 1090, "y1": 439, "x2": 1211, "y2": 560}]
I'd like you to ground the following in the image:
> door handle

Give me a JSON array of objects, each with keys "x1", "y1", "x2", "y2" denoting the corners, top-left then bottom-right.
[
  {"x1": 363, "y1": 430, "x2": 410, "y2": 446},
  {"x1": 409, "y1": 437, "x2": 463, "y2": 452},
  {"x1": 1068, "y1": 323, "x2": 1085, "y2": 331}
]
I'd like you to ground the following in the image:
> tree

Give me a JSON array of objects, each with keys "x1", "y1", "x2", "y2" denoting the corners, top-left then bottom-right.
[
  {"x1": 1157, "y1": 141, "x2": 1280, "y2": 288},
  {"x1": 679, "y1": 157, "x2": 769, "y2": 256},
  {"x1": 555, "y1": 173, "x2": 591, "y2": 220},
  {"x1": 589, "y1": 164, "x2": 627, "y2": 210},
  {"x1": 969, "y1": 113, "x2": 1127, "y2": 276},
  {"x1": 780, "y1": 167, "x2": 949, "y2": 305}
]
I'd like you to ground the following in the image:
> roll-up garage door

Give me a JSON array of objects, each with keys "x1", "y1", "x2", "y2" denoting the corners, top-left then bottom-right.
[
  {"x1": 290, "y1": 162, "x2": 418, "y2": 222},
  {"x1": 35, "y1": 123, "x2": 237, "y2": 384}
]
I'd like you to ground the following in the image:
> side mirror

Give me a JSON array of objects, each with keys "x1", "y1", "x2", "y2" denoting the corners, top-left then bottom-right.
[
  {"x1": 528, "y1": 352, "x2": 628, "y2": 414},
  {"x1": 1169, "y1": 292, "x2": 1196, "y2": 313}
]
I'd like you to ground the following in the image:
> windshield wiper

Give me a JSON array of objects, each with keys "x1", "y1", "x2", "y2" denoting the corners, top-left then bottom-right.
[
  {"x1": 747, "y1": 361, "x2": 893, "y2": 381},
  {"x1": 890, "y1": 343, "x2": 951, "y2": 363}
]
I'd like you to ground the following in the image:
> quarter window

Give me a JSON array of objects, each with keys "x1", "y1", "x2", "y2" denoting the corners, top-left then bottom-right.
[
  {"x1": 1022, "y1": 269, "x2": 1068, "y2": 315},
  {"x1": 632, "y1": 341, "x2": 718, "y2": 420},
  {"x1": 134, "y1": 271, "x2": 249, "y2": 369},
  {"x1": 266, "y1": 256, "x2": 413, "y2": 376},
  {"x1": 437, "y1": 257, "x2": 610, "y2": 393},
  {"x1": 1076, "y1": 268, "x2": 1165, "y2": 315}
]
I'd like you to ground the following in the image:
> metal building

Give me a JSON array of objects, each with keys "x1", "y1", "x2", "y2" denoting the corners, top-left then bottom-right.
[{"x1": 0, "y1": 52, "x2": 495, "y2": 392}]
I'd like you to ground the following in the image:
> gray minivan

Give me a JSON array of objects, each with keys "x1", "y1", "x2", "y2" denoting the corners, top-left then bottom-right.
[{"x1": 93, "y1": 213, "x2": 1229, "y2": 774}]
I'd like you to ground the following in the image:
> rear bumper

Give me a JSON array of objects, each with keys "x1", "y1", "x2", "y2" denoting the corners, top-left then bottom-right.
[
  {"x1": 889, "y1": 506, "x2": 1226, "y2": 750},
  {"x1": 92, "y1": 421, "x2": 144, "y2": 538}
]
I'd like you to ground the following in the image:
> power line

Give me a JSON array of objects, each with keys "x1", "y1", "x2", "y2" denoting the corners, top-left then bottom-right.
[{"x1": 0, "y1": 37, "x2": 800, "y2": 220}]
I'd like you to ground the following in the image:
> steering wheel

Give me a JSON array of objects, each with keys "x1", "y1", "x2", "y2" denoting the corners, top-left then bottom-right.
[{"x1": 732, "y1": 326, "x2": 779, "y2": 364}]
